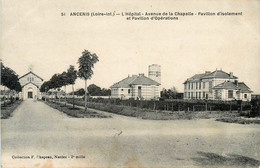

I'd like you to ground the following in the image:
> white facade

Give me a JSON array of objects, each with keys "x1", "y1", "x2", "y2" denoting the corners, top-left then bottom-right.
[
  {"x1": 184, "y1": 78, "x2": 235, "y2": 100},
  {"x1": 213, "y1": 87, "x2": 252, "y2": 102},
  {"x1": 111, "y1": 84, "x2": 160, "y2": 100},
  {"x1": 19, "y1": 71, "x2": 43, "y2": 100}
]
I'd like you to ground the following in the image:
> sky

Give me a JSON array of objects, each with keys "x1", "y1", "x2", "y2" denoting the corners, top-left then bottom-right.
[{"x1": 1, "y1": 0, "x2": 260, "y2": 93}]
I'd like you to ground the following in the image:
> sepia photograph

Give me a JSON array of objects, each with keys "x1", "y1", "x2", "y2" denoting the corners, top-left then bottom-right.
[{"x1": 1, "y1": 0, "x2": 260, "y2": 167}]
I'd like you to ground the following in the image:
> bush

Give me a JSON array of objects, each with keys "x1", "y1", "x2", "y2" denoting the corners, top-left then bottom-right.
[
  {"x1": 250, "y1": 99, "x2": 260, "y2": 117},
  {"x1": 65, "y1": 98, "x2": 251, "y2": 113}
]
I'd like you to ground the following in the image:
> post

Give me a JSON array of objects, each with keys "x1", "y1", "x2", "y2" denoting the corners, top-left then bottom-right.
[
  {"x1": 153, "y1": 99, "x2": 156, "y2": 111},
  {"x1": 72, "y1": 84, "x2": 75, "y2": 109},
  {"x1": 84, "y1": 79, "x2": 87, "y2": 112},
  {"x1": 64, "y1": 85, "x2": 66, "y2": 106}
]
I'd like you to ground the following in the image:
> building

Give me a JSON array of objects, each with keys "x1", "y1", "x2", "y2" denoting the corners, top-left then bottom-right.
[
  {"x1": 183, "y1": 69, "x2": 252, "y2": 101},
  {"x1": 148, "y1": 64, "x2": 161, "y2": 84},
  {"x1": 110, "y1": 65, "x2": 161, "y2": 100},
  {"x1": 18, "y1": 70, "x2": 44, "y2": 100}
]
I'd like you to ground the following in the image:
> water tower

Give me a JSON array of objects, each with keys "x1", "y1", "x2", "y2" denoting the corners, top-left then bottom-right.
[{"x1": 148, "y1": 64, "x2": 161, "y2": 84}]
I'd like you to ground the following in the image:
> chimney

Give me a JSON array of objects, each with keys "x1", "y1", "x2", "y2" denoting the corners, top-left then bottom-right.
[
  {"x1": 230, "y1": 72, "x2": 233, "y2": 78},
  {"x1": 205, "y1": 71, "x2": 211, "y2": 75},
  {"x1": 139, "y1": 73, "x2": 144, "y2": 77},
  {"x1": 234, "y1": 80, "x2": 238, "y2": 86}
]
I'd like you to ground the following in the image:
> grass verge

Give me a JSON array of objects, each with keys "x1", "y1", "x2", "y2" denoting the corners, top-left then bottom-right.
[
  {"x1": 44, "y1": 101, "x2": 111, "y2": 118},
  {"x1": 65, "y1": 99, "x2": 241, "y2": 120},
  {"x1": 1, "y1": 100, "x2": 23, "y2": 119},
  {"x1": 216, "y1": 117, "x2": 260, "y2": 124}
]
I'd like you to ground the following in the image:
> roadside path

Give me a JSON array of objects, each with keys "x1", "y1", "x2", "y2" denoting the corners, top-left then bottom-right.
[{"x1": 1, "y1": 100, "x2": 260, "y2": 168}]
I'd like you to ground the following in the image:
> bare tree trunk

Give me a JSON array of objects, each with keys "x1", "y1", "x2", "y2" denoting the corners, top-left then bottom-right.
[
  {"x1": 58, "y1": 89, "x2": 61, "y2": 105},
  {"x1": 64, "y1": 85, "x2": 66, "y2": 106},
  {"x1": 3, "y1": 86, "x2": 6, "y2": 106},
  {"x1": 84, "y1": 79, "x2": 87, "y2": 112},
  {"x1": 72, "y1": 84, "x2": 75, "y2": 109}
]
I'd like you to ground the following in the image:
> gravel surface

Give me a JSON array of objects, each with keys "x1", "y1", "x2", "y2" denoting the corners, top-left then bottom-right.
[{"x1": 1, "y1": 100, "x2": 260, "y2": 168}]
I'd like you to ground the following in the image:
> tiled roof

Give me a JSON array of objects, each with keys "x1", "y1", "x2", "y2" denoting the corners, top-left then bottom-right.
[
  {"x1": 19, "y1": 71, "x2": 44, "y2": 81},
  {"x1": 110, "y1": 74, "x2": 160, "y2": 88},
  {"x1": 237, "y1": 82, "x2": 252, "y2": 93},
  {"x1": 184, "y1": 70, "x2": 237, "y2": 83},
  {"x1": 202, "y1": 70, "x2": 238, "y2": 79},
  {"x1": 213, "y1": 81, "x2": 252, "y2": 93},
  {"x1": 213, "y1": 81, "x2": 238, "y2": 89}
]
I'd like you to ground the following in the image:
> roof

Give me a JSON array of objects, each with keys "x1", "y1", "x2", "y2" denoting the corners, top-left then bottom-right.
[
  {"x1": 213, "y1": 81, "x2": 252, "y2": 93},
  {"x1": 110, "y1": 74, "x2": 160, "y2": 88},
  {"x1": 202, "y1": 70, "x2": 238, "y2": 79},
  {"x1": 22, "y1": 82, "x2": 40, "y2": 88},
  {"x1": 19, "y1": 71, "x2": 44, "y2": 81},
  {"x1": 237, "y1": 82, "x2": 252, "y2": 93},
  {"x1": 184, "y1": 70, "x2": 238, "y2": 83}
]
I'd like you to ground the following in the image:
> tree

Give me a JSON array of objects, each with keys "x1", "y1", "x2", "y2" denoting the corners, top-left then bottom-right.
[
  {"x1": 77, "y1": 50, "x2": 99, "y2": 111},
  {"x1": 88, "y1": 84, "x2": 101, "y2": 96},
  {"x1": 101, "y1": 88, "x2": 111, "y2": 96},
  {"x1": 66, "y1": 65, "x2": 77, "y2": 108},
  {"x1": 61, "y1": 71, "x2": 69, "y2": 106},
  {"x1": 160, "y1": 86, "x2": 179, "y2": 99},
  {"x1": 75, "y1": 88, "x2": 85, "y2": 96},
  {"x1": 1, "y1": 62, "x2": 22, "y2": 105}
]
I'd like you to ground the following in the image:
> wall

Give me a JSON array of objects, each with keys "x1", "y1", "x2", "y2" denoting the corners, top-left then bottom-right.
[
  {"x1": 19, "y1": 73, "x2": 43, "y2": 87},
  {"x1": 22, "y1": 83, "x2": 40, "y2": 100}
]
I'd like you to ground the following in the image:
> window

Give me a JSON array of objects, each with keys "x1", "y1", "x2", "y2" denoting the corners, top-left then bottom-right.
[
  {"x1": 128, "y1": 89, "x2": 130, "y2": 94},
  {"x1": 188, "y1": 92, "x2": 190, "y2": 98},
  {"x1": 196, "y1": 92, "x2": 198, "y2": 99},
  {"x1": 188, "y1": 83, "x2": 190, "y2": 89},
  {"x1": 244, "y1": 94, "x2": 247, "y2": 98},
  {"x1": 215, "y1": 90, "x2": 221, "y2": 99},
  {"x1": 196, "y1": 82, "x2": 198, "y2": 89},
  {"x1": 199, "y1": 92, "x2": 201, "y2": 99},
  {"x1": 199, "y1": 82, "x2": 201, "y2": 89},
  {"x1": 209, "y1": 81, "x2": 212, "y2": 93},
  {"x1": 203, "y1": 82, "x2": 205, "y2": 89},
  {"x1": 191, "y1": 92, "x2": 193, "y2": 98},
  {"x1": 228, "y1": 90, "x2": 233, "y2": 98},
  {"x1": 203, "y1": 92, "x2": 205, "y2": 98},
  {"x1": 191, "y1": 83, "x2": 193, "y2": 89}
]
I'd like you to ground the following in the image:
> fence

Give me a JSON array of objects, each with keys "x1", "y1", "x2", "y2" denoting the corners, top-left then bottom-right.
[{"x1": 59, "y1": 97, "x2": 251, "y2": 112}]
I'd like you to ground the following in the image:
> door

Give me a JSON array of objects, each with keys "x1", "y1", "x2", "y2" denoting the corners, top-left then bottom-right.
[
  {"x1": 28, "y1": 92, "x2": 33, "y2": 99},
  {"x1": 138, "y1": 86, "x2": 142, "y2": 98}
]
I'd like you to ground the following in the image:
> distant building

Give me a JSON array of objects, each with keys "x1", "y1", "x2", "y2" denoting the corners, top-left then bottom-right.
[
  {"x1": 148, "y1": 64, "x2": 161, "y2": 84},
  {"x1": 19, "y1": 70, "x2": 43, "y2": 100},
  {"x1": 110, "y1": 65, "x2": 161, "y2": 100},
  {"x1": 183, "y1": 69, "x2": 252, "y2": 101}
]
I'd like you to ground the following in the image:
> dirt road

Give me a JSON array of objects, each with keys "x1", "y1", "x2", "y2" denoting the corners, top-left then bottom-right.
[{"x1": 1, "y1": 100, "x2": 260, "y2": 168}]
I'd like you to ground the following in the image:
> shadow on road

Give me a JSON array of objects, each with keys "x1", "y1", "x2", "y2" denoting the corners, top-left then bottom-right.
[{"x1": 192, "y1": 151, "x2": 260, "y2": 167}]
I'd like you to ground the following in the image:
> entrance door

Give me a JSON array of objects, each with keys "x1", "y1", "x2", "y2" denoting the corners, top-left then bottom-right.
[
  {"x1": 138, "y1": 86, "x2": 142, "y2": 98},
  {"x1": 28, "y1": 92, "x2": 33, "y2": 99}
]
